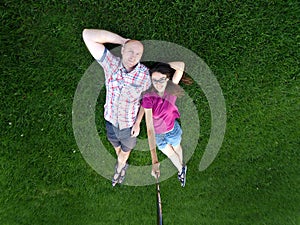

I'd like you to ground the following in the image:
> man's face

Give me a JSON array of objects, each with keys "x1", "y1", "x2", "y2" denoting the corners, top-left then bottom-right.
[{"x1": 121, "y1": 41, "x2": 144, "y2": 71}]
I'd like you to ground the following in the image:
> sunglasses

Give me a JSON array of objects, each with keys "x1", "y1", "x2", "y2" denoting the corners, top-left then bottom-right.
[{"x1": 152, "y1": 77, "x2": 167, "y2": 84}]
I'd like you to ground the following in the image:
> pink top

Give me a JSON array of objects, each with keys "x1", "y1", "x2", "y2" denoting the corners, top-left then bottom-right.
[{"x1": 142, "y1": 91, "x2": 180, "y2": 134}]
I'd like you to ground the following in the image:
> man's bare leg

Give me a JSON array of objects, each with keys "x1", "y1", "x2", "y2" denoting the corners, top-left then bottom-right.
[
  {"x1": 112, "y1": 148, "x2": 131, "y2": 185},
  {"x1": 117, "y1": 149, "x2": 131, "y2": 183},
  {"x1": 117, "y1": 149, "x2": 131, "y2": 171},
  {"x1": 114, "y1": 146, "x2": 121, "y2": 156}
]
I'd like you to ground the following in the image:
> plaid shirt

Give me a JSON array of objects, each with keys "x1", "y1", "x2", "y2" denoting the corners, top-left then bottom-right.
[{"x1": 97, "y1": 48, "x2": 151, "y2": 129}]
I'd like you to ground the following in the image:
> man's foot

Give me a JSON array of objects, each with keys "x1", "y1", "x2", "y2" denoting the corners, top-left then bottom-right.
[
  {"x1": 178, "y1": 165, "x2": 187, "y2": 187},
  {"x1": 118, "y1": 163, "x2": 129, "y2": 184},
  {"x1": 112, "y1": 163, "x2": 121, "y2": 187}
]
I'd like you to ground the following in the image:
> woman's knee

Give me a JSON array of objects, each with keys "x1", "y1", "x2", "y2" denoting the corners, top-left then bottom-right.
[{"x1": 160, "y1": 145, "x2": 175, "y2": 157}]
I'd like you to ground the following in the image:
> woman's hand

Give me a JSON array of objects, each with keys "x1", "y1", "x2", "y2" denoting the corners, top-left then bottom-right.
[{"x1": 151, "y1": 162, "x2": 160, "y2": 178}]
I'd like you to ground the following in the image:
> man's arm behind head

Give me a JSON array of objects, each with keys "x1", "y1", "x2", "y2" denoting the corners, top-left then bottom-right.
[{"x1": 82, "y1": 29, "x2": 127, "y2": 61}]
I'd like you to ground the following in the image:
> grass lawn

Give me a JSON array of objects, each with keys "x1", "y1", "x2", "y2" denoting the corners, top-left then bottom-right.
[{"x1": 1, "y1": 0, "x2": 299, "y2": 224}]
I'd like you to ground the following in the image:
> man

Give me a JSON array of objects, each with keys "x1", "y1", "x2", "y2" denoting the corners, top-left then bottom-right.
[{"x1": 82, "y1": 29, "x2": 151, "y2": 186}]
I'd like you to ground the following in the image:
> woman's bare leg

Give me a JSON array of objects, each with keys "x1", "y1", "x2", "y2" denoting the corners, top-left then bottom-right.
[{"x1": 160, "y1": 144, "x2": 182, "y2": 172}]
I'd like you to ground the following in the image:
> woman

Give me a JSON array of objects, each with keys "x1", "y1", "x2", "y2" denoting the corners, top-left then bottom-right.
[{"x1": 142, "y1": 61, "x2": 191, "y2": 187}]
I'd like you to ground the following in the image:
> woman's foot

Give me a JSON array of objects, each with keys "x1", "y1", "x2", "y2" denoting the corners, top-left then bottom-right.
[{"x1": 178, "y1": 165, "x2": 187, "y2": 187}]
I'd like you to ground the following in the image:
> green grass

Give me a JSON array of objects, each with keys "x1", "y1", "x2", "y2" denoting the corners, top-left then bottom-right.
[{"x1": 1, "y1": 0, "x2": 299, "y2": 224}]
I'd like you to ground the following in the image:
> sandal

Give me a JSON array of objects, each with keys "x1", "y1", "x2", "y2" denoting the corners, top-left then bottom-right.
[
  {"x1": 112, "y1": 163, "x2": 121, "y2": 187},
  {"x1": 178, "y1": 165, "x2": 187, "y2": 187},
  {"x1": 118, "y1": 163, "x2": 129, "y2": 184}
]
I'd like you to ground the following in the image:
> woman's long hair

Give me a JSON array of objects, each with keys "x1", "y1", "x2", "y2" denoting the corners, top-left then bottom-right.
[{"x1": 147, "y1": 62, "x2": 192, "y2": 97}]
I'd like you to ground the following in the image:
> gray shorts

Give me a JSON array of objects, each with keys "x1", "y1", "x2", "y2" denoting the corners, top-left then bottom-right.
[{"x1": 105, "y1": 121, "x2": 136, "y2": 152}]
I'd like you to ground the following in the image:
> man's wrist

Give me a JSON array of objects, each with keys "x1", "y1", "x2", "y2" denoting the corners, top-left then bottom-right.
[
  {"x1": 134, "y1": 120, "x2": 141, "y2": 126},
  {"x1": 122, "y1": 38, "x2": 131, "y2": 46}
]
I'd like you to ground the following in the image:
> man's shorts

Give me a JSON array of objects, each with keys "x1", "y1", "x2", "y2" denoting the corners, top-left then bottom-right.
[
  {"x1": 155, "y1": 120, "x2": 182, "y2": 150},
  {"x1": 105, "y1": 121, "x2": 136, "y2": 152}
]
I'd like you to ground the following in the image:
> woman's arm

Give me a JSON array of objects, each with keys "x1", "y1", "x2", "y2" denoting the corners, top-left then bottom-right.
[
  {"x1": 168, "y1": 61, "x2": 185, "y2": 85},
  {"x1": 144, "y1": 108, "x2": 160, "y2": 177}
]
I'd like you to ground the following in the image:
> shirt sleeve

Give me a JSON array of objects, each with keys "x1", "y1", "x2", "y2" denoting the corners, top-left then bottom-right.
[
  {"x1": 141, "y1": 94, "x2": 153, "y2": 109},
  {"x1": 97, "y1": 48, "x2": 107, "y2": 63},
  {"x1": 96, "y1": 48, "x2": 120, "y2": 79}
]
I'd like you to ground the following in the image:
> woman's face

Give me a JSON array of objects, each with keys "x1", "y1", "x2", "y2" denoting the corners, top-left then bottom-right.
[{"x1": 152, "y1": 72, "x2": 169, "y2": 94}]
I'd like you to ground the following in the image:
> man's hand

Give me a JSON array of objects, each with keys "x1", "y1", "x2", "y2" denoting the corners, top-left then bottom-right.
[
  {"x1": 131, "y1": 122, "x2": 140, "y2": 137},
  {"x1": 122, "y1": 38, "x2": 131, "y2": 47},
  {"x1": 151, "y1": 162, "x2": 160, "y2": 178}
]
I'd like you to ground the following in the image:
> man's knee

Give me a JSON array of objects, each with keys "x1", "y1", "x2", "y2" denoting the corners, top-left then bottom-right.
[{"x1": 118, "y1": 149, "x2": 131, "y2": 163}]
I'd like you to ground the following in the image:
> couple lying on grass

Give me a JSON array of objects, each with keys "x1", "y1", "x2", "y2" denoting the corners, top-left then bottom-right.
[{"x1": 83, "y1": 29, "x2": 192, "y2": 187}]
